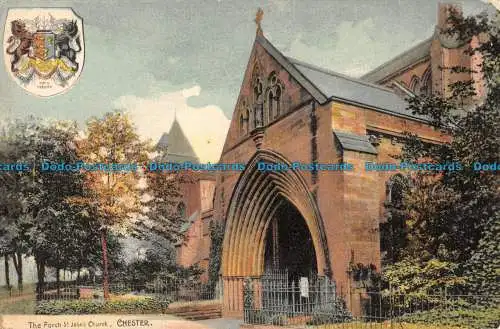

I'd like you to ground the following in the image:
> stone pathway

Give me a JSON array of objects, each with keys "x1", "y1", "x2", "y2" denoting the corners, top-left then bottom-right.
[{"x1": 197, "y1": 318, "x2": 243, "y2": 329}]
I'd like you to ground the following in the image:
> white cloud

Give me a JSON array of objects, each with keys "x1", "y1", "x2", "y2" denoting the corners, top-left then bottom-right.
[{"x1": 114, "y1": 86, "x2": 230, "y2": 163}]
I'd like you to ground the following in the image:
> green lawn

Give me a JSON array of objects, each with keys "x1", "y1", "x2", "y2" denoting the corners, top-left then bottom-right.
[
  {"x1": 0, "y1": 284, "x2": 36, "y2": 299},
  {"x1": 0, "y1": 298, "x2": 36, "y2": 314},
  {"x1": 0, "y1": 284, "x2": 36, "y2": 314}
]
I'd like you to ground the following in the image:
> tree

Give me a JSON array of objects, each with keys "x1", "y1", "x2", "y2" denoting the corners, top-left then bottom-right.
[
  {"x1": 72, "y1": 111, "x2": 149, "y2": 299},
  {"x1": 0, "y1": 172, "x2": 17, "y2": 290},
  {"x1": 383, "y1": 7, "x2": 500, "y2": 297},
  {"x1": 380, "y1": 174, "x2": 410, "y2": 266},
  {"x1": 0, "y1": 116, "x2": 46, "y2": 291},
  {"x1": 133, "y1": 153, "x2": 194, "y2": 245},
  {"x1": 0, "y1": 117, "x2": 100, "y2": 296},
  {"x1": 30, "y1": 119, "x2": 87, "y2": 296}
]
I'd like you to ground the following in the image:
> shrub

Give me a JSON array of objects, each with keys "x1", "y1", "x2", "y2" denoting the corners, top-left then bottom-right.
[
  {"x1": 399, "y1": 305, "x2": 500, "y2": 329},
  {"x1": 36, "y1": 299, "x2": 104, "y2": 314},
  {"x1": 307, "y1": 302, "x2": 352, "y2": 325},
  {"x1": 103, "y1": 297, "x2": 170, "y2": 314},
  {"x1": 268, "y1": 313, "x2": 288, "y2": 325},
  {"x1": 35, "y1": 297, "x2": 170, "y2": 315},
  {"x1": 245, "y1": 309, "x2": 270, "y2": 324}
]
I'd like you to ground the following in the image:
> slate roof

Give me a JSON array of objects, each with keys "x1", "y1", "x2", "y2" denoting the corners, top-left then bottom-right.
[
  {"x1": 255, "y1": 35, "x2": 428, "y2": 122},
  {"x1": 333, "y1": 131, "x2": 378, "y2": 155},
  {"x1": 155, "y1": 118, "x2": 200, "y2": 164},
  {"x1": 157, "y1": 132, "x2": 169, "y2": 149},
  {"x1": 360, "y1": 37, "x2": 433, "y2": 83}
]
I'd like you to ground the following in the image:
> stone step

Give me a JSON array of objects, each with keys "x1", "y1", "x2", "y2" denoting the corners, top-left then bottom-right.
[
  {"x1": 171, "y1": 308, "x2": 221, "y2": 315},
  {"x1": 166, "y1": 302, "x2": 222, "y2": 320},
  {"x1": 168, "y1": 308, "x2": 221, "y2": 316},
  {"x1": 179, "y1": 311, "x2": 222, "y2": 320},
  {"x1": 166, "y1": 306, "x2": 221, "y2": 313},
  {"x1": 169, "y1": 309, "x2": 222, "y2": 320},
  {"x1": 167, "y1": 304, "x2": 221, "y2": 313}
]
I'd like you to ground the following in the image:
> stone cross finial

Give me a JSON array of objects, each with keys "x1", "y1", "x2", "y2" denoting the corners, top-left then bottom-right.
[{"x1": 255, "y1": 8, "x2": 264, "y2": 35}]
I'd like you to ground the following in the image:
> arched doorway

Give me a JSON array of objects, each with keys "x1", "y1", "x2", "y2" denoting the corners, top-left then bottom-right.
[
  {"x1": 221, "y1": 150, "x2": 332, "y2": 316},
  {"x1": 263, "y1": 198, "x2": 317, "y2": 279}
]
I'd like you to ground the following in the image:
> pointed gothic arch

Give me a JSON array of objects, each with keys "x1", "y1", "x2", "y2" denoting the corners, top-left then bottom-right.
[
  {"x1": 421, "y1": 66, "x2": 432, "y2": 96},
  {"x1": 251, "y1": 62, "x2": 264, "y2": 129},
  {"x1": 238, "y1": 98, "x2": 250, "y2": 135},
  {"x1": 265, "y1": 71, "x2": 284, "y2": 122},
  {"x1": 409, "y1": 75, "x2": 421, "y2": 95},
  {"x1": 221, "y1": 149, "x2": 332, "y2": 278}
]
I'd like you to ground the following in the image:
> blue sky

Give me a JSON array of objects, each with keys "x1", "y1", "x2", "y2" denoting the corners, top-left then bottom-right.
[{"x1": 0, "y1": 0, "x2": 492, "y2": 161}]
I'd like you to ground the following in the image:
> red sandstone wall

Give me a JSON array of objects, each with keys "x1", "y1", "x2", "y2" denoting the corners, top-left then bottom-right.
[
  {"x1": 177, "y1": 220, "x2": 201, "y2": 266},
  {"x1": 221, "y1": 40, "x2": 314, "y2": 155},
  {"x1": 214, "y1": 26, "x2": 455, "y2": 314},
  {"x1": 327, "y1": 100, "x2": 448, "y2": 304},
  {"x1": 216, "y1": 38, "x2": 315, "y2": 229},
  {"x1": 176, "y1": 177, "x2": 216, "y2": 276},
  {"x1": 383, "y1": 60, "x2": 431, "y2": 90},
  {"x1": 215, "y1": 33, "x2": 451, "y2": 304}
]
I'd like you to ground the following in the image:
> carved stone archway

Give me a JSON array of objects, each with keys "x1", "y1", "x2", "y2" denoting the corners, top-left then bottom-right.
[{"x1": 221, "y1": 149, "x2": 332, "y2": 278}]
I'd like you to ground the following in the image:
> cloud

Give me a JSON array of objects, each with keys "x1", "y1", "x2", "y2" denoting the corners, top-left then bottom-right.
[{"x1": 114, "y1": 86, "x2": 230, "y2": 163}]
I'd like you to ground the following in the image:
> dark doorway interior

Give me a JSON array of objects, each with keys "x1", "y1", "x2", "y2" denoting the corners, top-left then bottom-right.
[{"x1": 264, "y1": 199, "x2": 317, "y2": 281}]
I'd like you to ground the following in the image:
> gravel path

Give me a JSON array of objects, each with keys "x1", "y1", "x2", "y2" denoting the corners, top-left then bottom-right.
[{"x1": 197, "y1": 318, "x2": 243, "y2": 329}]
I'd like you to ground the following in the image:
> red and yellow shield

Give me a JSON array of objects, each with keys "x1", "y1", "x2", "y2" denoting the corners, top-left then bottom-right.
[{"x1": 31, "y1": 31, "x2": 56, "y2": 61}]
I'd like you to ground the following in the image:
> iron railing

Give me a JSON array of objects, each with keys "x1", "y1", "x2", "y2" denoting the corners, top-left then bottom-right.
[
  {"x1": 33, "y1": 279, "x2": 222, "y2": 305},
  {"x1": 243, "y1": 286, "x2": 500, "y2": 328}
]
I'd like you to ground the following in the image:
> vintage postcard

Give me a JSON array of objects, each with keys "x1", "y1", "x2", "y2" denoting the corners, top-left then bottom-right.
[{"x1": 0, "y1": 1, "x2": 498, "y2": 329}]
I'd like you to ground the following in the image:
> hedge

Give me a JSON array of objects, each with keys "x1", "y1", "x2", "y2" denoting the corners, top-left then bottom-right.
[
  {"x1": 399, "y1": 306, "x2": 500, "y2": 329},
  {"x1": 35, "y1": 296, "x2": 170, "y2": 315}
]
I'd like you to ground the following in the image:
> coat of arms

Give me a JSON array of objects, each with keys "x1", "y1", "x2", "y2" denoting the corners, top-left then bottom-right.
[{"x1": 3, "y1": 8, "x2": 84, "y2": 97}]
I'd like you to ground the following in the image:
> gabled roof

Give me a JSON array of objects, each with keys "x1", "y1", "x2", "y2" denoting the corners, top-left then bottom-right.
[
  {"x1": 360, "y1": 37, "x2": 433, "y2": 83},
  {"x1": 334, "y1": 131, "x2": 378, "y2": 155},
  {"x1": 255, "y1": 35, "x2": 428, "y2": 122},
  {"x1": 389, "y1": 80, "x2": 416, "y2": 99},
  {"x1": 255, "y1": 35, "x2": 328, "y2": 103}
]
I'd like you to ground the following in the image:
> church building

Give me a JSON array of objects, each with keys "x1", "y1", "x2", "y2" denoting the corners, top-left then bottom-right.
[
  {"x1": 176, "y1": 3, "x2": 485, "y2": 316},
  {"x1": 157, "y1": 115, "x2": 216, "y2": 282}
]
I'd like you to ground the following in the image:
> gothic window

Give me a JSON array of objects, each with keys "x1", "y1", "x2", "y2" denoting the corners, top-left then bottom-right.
[
  {"x1": 268, "y1": 90, "x2": 274, "y2": 122},
  {"x1": 253, "y1": 77, "x2": 264, "y2": 128},
  {"x1": 409, "y1": 75, "x2": 421, "y2": 95},
  {"x1": 239, "y1": 99, "x2": 249, "y2": 135},
  {"x1": 266, "y1": 72, "x2": 283, "y2": 122},
  {"x1": 253, "y1": 78, "x2": 263, "y2": 103},
  {"x1": 249, "y1": 62, "x2": 262, "y2": 130},
  {"x1": 420, "y1": 67, "x2": 432, "y2": 96},
  {"x1": 409, "y1": 68, "x2": 432, "y2": 97},
  {"x1": 275, "y1": 86, "x2": 281, "y2": 116},
  {"x1": 239, "y1": 114, "x2": 244, "y2": 135}
]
